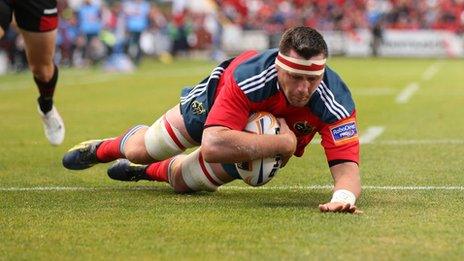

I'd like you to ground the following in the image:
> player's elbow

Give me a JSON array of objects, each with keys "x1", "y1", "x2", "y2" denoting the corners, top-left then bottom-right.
[
  {"x1": 201, "y1": 127, "x2": 229, "y2": 163},
  {"x1": 201, "y1": 141, "x2": 222, "y2": 163}
]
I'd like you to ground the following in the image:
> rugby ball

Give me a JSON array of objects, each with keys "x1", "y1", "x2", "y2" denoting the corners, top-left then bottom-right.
[{"x1": 235, "y1": 112, "x2": 282, "y2": 186}]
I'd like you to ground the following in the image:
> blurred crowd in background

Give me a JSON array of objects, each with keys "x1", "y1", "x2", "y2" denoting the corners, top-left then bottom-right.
[
  {"x1": 224, "y1": 0, "x2": 464, "y2": 32},
  {"x1": 1, "y1": 0, "x2": 464, "y2": 73}
]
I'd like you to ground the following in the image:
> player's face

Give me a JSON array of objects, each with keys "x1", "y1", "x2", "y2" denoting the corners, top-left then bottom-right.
[{"x1": 277, "y1": 52, "x2": 324, "y2": 107}]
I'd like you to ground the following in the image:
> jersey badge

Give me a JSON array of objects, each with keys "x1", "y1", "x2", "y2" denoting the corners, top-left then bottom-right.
[
  {"x1": 330, "y1": 120, "x2": 358, "y2": 144},
  {"x1": 191, "y1": 101, "x2": 206, "y2": 115}
]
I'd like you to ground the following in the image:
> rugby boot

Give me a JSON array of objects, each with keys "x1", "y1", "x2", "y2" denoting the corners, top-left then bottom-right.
[
  {"x1": 62, "y1": 140, "x2": 103, "y2": 170},
  {"x1": 107, "y1": 159, "x2": 150, "y2": 182},
  {"x1": 39, "y1": 106, "x2": 65, "y2": 146}
]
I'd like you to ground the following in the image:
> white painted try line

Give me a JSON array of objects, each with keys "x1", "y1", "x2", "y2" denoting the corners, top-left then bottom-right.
[
  {"x1": 360, "y1": 126, "x2": 385, "y2": 144},
  {"x1": 1, "y1": 185, "x2": 464, "y2": 192},
  {"x1": 396, "y1": 82, "x2": 420, "y2": 104},
  {"x1": 352, "y1": 87, "x2": 396, "y2": 96},
  {"x1": 223, "y1": 185, "x2": 464, "y2": 191},
  {"x1": 376, "y1": 139, "x2": 464, "y2": 145},
  {"x1": 0, "y1": 66, "x2": 212, "y2": 91},
  {"x1": 421, "y1": 61, "x2": 443, "y2": 81},
  {"x1": 312, "y1": 138, "x2": 464, "y2": 145}
]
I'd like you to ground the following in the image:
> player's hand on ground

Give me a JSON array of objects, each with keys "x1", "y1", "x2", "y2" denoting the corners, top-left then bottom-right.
[
  {"x1": 318, "y1": 202, "x2": 363, "y2": 214},
  {"x1": 277, "y1": 118, "x2": 297, "y2": 163}
]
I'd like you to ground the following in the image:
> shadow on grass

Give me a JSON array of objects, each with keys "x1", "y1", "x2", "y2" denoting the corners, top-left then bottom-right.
[
  {"x1": 2, "y1": 184, "x2": 331, "y2": 212},
  {"x1": 126, "y1": 184, "x2": 330, "y2": 209}
]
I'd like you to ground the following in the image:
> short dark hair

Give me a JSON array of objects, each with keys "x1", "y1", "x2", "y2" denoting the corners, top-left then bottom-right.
[{"x1": 279, "y1": 26, "x2": 328, "y2": 59}]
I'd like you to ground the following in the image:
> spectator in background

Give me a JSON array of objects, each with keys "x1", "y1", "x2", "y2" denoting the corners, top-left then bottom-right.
[
  {"x1": 371, "y1": 19, "x2": 383, "y2": 57},
  {"x1": 0, "y1": 27, "x2": 27, "y2": 72},
  {"x1": 101, "y1": 2, "x2": 136, "y2": 73},
  {"x1": 169, "y1": 11, "x2": 192, "y2": 56},
  {"x1": 77, "y1": 0, "x2": 102, "y2": 64},
  {"x1": 138, "y1": 4, "x2": 172, "y2": 63},
  {"x1": 3, "y1": 0, "x2": 464, "y2": 73},
  {"x1": 205, "y1": 11, "x2": 226, "y2": 61},
  {"x1": 56, "y1": 9, "x2": 79, "y2": 66},
  {"x1": 122, "y1": 0, "x2": 150, "y2": 65}
]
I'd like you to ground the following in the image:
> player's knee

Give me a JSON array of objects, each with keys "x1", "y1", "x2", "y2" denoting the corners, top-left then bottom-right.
[
  {"x1": 199, "y1": 143, "x2": 216, "y2": 163},
  {"x1": 30, "y1": 64, "x2": 55, "y2": 82},
  {"x1": 121, "y1": 126, "x2": 151, "y2": 164},
  {"x1": 200, "y1": 130, "x2": 225, "y2": 163},
  {"x1": 169, "y1": 169, "x2": 193, "y2": 193},
  {"x1": 123, "y1": 146, "x2": 147, "y2": 164}
]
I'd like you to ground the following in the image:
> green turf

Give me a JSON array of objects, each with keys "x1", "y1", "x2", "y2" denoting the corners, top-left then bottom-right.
[{"x1": 1, "y1": 57, "x2": 463, "y2": 260}]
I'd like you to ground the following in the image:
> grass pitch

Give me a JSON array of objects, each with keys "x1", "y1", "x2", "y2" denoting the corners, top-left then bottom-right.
[{"x1": 1, "y1": 57, "x2": 464, "y2": 260}]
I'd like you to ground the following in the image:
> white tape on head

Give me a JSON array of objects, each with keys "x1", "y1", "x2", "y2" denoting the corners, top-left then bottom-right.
[{"x1": 275, "y1": 52, "x2": 326, "y2": 76}]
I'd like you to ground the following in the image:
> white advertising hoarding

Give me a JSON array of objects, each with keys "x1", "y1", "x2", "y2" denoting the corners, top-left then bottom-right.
[
  {"x1": 380, "y1": 30, "x2": 463, "y2": 57},
  {"x1": 331, "y1": 29, "x2": 463, "y2": 58},
  {"x1": 222, "y1": 28, "x2": 463, "y2": 58}
]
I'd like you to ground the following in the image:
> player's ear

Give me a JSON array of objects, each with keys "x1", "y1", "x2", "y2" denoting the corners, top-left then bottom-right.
[{"x1": 275, "y1": 65, "x2": 286, "y2": 77}]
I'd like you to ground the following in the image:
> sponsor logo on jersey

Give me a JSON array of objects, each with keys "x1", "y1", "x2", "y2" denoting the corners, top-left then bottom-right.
[
  {"x1": 294, "y1": 121, "x2": 315, "y2": 135},
  {"x1": 330, "y1": 121, "x2": 358, "y2": 144},
  {"x1": 191, "y1": 101, "x2": 206, "y2": 115}
]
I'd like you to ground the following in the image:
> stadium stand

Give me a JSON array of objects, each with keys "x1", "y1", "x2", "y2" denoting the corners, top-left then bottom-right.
[{"x1": 1, "y1": 0, "x2": 463, "y2": 73}]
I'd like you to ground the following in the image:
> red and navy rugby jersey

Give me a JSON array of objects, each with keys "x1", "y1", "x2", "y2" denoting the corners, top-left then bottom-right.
[{"x1": 204, "y1": 49, "x2": 359, "y2": 165}]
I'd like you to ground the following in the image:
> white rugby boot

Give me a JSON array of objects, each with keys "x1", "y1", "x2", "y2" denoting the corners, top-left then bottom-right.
[{"x1": 39, "y1": 106, "x2": 65, "y2": 146}]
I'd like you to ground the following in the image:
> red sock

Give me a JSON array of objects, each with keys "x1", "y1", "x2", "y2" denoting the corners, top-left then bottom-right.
[
  {"x1": 145, "y1": 158, "x2": 172, "y2": 182},
  {"x1": 96, "y1": 136, "x2": 124, "y2": 162}
]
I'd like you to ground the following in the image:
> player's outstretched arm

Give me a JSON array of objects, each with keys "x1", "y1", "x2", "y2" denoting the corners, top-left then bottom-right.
[
  {"x1": 201, "y1": 119, "x2": 296, "y2": 164},
  {"x1": 319, "y1": 162, "x2": 363, "y2": 214}
]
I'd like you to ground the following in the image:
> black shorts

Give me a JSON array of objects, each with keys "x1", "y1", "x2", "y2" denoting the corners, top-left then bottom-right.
[
  {"x1": 178, "y1": 57, "x2": 241, "y2": 179},
  {"x1": 0, "y1": 0, "x2": 58, "y2": 33},
  {"x1": 179, "y1": 58, "x2": 233, "y2": 143}
]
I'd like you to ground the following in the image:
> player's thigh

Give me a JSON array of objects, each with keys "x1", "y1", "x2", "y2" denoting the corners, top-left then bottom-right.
[
  {"x1": 125, "y1": 104, "x2": 197, "y2": 163},
  {"x1": 165, "y1": 104, "x2": 198, "y2": 146},
  {"x1": 143, "y1": 104, "x2": 198, "y2": 161},
  {"x1": 14, "y1": 0, "x2": 57, "y2": 75},
  {"x1": 20, "y1": 30, "x2": 56, "y2": 73}
]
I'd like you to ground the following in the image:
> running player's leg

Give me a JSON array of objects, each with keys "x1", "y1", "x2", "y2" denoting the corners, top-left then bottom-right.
[
  {"x1": 21, "y1": 30, "x2": 59, "y2": 111},
  {"x1": 22, "y1": 29, "x2": 65, "y2": 145},
  {"x1": 107, "y1": 148, "x2": 236, "y2": 193},
  {"x1": 63, "y1": 105, "x2": 197, "y2": 170},
  {"x1": 15, "y1": 0, "x2": 64, "y2": 144}
]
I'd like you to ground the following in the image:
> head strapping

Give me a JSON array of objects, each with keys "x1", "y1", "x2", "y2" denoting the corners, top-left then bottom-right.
[{"x1": 275, "y1": 52, "x2": 326, "y2": 76}]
